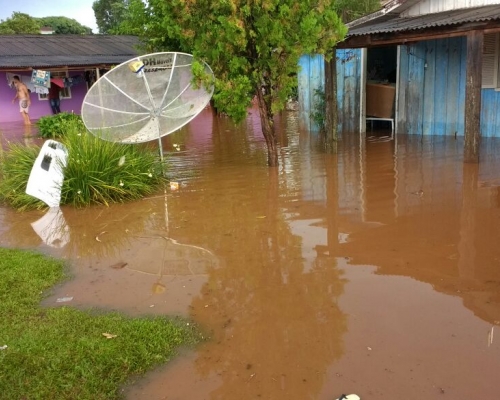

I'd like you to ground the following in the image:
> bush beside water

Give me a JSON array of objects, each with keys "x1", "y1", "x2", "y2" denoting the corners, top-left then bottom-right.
[
  {"x1": 37, "y1": 112, "x2": 86, "y2": 139},
  {"x1": 0, "y1": 116, "x2": 167, "y2": 210}
]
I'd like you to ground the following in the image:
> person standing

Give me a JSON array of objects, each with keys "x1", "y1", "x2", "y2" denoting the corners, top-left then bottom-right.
[
  {"x1": 11, "y1": 75, "x2": 31, "y2": 125},
  {"x1": 48, "y1": 83, "x2": 61, "y2": 114}
]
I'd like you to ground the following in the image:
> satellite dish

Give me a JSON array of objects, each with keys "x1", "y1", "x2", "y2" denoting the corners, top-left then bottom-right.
[{"x1": 81, "y1": 52, "x2": 214, "y2": 151}]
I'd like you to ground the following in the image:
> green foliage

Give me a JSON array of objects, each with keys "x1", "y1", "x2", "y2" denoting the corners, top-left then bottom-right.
[
  {"x1": 310, "y1": 88, "x2": 326, "y2": 132},
  {"x1": 37, "y1": 113, "x2": 86, "y2": 139},
  {"x1": 0, "y1": 247, "x2": 200, "y2": 400},
  {"x1": 0, "y1": 12, "x2": 41, "y2": 34},
  {"x1": 61, "y1": 128, "x2": 165, "y2": 207},
  {"x1": 0, "y1": 144, "x2": 43, "y2": 210},
  {"x1": 115, "y1": 0, "x2": 185, "y2": 50},
  {"x1": 93, "y1": 0, "x2": 131, "y2": 34},
  {"x1": 0, "y1": 119, "x2": 167, "y2": 210},
  {"x1": 184, "y1": 0, "x2": 347, "y2": 122},
  {"x1": 334, "y1": 0, "x2": 382, "y2": 23},
  {"x1": 119, "y1": 0, "x2": 347, "y2": 118},
  {"x1": 37, "y1": 16, "x2": 92, "y2": 34},
  {"x1": 119, "y1": 0, "x2": 348, "y2": 165}
]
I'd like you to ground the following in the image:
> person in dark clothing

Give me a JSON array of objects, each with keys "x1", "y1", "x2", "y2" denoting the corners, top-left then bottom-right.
[{"x1": 48, "y1": 84, "x2": 61, "y2": 114}]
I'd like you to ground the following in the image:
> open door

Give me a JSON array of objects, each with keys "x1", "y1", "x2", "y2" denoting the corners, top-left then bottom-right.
[{"x1": 363, "y1": 45, "x2": 399, "y2": 137}]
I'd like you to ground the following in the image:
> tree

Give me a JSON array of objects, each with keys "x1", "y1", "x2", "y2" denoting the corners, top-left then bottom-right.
[
  {"x1": 334, "y1": 0, "x2": 383, "y2": 22},
  {"x1": 114, "y1": 0, "x2": 184, "y2": 51},
  {"x1": 0, "y1": 12, "x2": 40, "y2": 34},
  {"x1": 120, "y1": 0, "x2": 347, "y2": 167},
  {"x1": 323, "y1": 0, "x2": 382, "y2": 145},
  {"x1": 37, "y1": 16, "x2": 92, "y2": 34},
  {"x1": 92, "y1": 0, "x2": 130, "y2": 34}
]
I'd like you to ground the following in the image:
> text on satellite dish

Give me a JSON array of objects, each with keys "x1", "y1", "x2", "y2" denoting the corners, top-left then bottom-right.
[{"x1": 142, "y1": 56, "x2": 173, "y2": 73}]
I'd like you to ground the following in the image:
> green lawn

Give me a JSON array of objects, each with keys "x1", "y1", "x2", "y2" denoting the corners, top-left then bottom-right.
[{"x1": 0, "y1": 247, "x2": 200, "y2": 400}]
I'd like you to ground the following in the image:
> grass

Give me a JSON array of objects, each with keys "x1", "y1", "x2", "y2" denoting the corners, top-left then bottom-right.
[
  {"x1": 0, "y1": 143, "x2": 42, "y2": 210},
  {"x1": 0, "y1": 118, "x2": 167, "y2": 210},
  {"x1": 0, "y1": 247, "x2": 201, "y2": 400}
]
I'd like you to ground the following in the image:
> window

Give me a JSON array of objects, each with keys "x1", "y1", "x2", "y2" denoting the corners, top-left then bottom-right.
[
  {"x1": 482, "y1": 33, "x2": 499, "y2": 89},
  {"x1": 38, "y1": 71, "x2": 71, "y2": 100}
]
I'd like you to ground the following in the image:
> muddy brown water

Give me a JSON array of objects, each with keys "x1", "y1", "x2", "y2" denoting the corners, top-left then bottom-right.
[{"x1": 1, "y1": 108, "x2": 500, "y2": 399}]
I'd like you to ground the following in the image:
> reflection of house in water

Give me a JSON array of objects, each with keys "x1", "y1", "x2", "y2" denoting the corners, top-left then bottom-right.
[
  {"x1": 291, "y1": 132, "x2": 500, "y2": 325},
  {"x1": 362, "y1": 140, "x2": 398, "y2": 224}
]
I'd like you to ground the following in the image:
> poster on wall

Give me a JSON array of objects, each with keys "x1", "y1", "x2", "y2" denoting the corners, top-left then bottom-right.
[{"x1": 31, "y1": 69, "x2": 51, "y2": 88}]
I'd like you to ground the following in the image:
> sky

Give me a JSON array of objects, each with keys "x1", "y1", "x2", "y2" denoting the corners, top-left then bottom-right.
[{"x1": 0, "y1": 0, "x2": 98, "y2": 32}]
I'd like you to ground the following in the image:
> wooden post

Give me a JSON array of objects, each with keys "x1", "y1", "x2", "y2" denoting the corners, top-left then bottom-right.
[
  {"x1": 324, "y1": 51, "x2": 338, "y2": 145},
  {"x1": 464, "y1": 31, "x2": 483, "y2": 163}
]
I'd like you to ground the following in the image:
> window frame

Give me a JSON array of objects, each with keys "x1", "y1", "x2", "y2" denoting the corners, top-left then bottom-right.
[
  {"x1": 37, "y1": 70, "x2": 72, "y2": 101},
  {"x1": 482, "y1": 33, "x2": 500, "y2": 90}
]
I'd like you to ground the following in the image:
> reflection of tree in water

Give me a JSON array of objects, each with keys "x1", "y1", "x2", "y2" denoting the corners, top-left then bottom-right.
[{"x1": 169, "y1": 160, "x2": 347, "y2": 399}]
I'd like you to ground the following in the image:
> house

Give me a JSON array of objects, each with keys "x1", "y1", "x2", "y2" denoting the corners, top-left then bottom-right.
[
  {"x1": 0, "y1": 34, "x2": 140, "y2": 124},
  {"x1": 299, "y1": 0, "x2": 500, "y2": 161},
  {"x1": 40, "y1": 27, "x2": 55, "y2": 35}
]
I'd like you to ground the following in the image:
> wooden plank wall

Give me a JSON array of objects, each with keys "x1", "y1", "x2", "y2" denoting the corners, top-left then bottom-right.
[
  {"x1": 298, "y1": 54, "x2": 325, "y2": 131},
  {"x1": 301, "y1": 39, "x2": 500, "y2": 138},
  {"x1": 481, "y1": 89, "x2": 500, "y2": 136},
  {"x1": 298, "y1": 49, "x2": 362, "y2": 134},
  {"x1": 337, "y1": 49, "x2": 362, "y2": 133},
  {"x1": 398, "y1": 37, "x2": 468, "y2": 136}
]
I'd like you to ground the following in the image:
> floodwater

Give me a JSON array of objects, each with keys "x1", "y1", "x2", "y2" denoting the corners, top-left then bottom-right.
[{"x1": 1, "y1": 108, "x2": 500, "y2": 399}]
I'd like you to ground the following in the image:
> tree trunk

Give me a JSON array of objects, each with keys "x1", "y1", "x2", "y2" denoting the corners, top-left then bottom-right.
[
  {"x1": 324, "y1": 49, "x2": 338, "y2": 152},
  {"x1": 256, "y1": 88, "x2": 279, "y2": 167}
]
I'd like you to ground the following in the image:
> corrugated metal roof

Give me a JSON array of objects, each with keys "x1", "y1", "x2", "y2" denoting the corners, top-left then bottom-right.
[
  {"x1": 0, "y1": 35, "x2": 140, "y2": 68},
  {"x1": 348, "y1": 5, "x2": 500, "y2": 37}
]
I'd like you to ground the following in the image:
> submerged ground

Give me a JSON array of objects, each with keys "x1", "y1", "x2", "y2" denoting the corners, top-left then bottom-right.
[{"x1": 1, "y1": 108, "x2": 500, "y2": 399}]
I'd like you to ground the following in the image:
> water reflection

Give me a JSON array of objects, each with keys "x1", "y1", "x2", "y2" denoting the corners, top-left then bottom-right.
[
  {"x1": 1, "y1": 108, "x2": 500, "y2": 398},
  {"x1": 182, "y1": 165, "x2": 347, "y2": 399},
  {"x1": 340, "y1": 135, "x2": 500, "y2": 325}
]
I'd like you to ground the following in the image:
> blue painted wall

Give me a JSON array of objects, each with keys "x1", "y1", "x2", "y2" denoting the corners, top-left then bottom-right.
[
  {"x1": 298, "y1": 49, "x2": 362, "y2": 133},
  {"x1": 399, "y1": 38, "x2": 466, "y2": 136},
  {"x1": 399, "y1": 36, "x2": 500, "y2": 137},
  {"x1": 481, "y1": 89, "x2": 500, "y2": 137},
  {"x1": 300, "y1": 38, "x2": 500, "y2": 137},
  {"x1": 298, "y1": 54, "x2": 324, "y2": 132},
  {"x1": 337, "y1": 49, "x2": 362, "y2": 133}
]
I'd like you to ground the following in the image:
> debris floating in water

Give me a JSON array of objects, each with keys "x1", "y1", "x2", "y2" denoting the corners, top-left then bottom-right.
[
  {"x1": 56, "y1": 296, "x2": 73, "y2": 303},
  {"x1": 336, "y1": 395, "x2": 361, "y2": 400},
  {"x1": 110, "y1": 261, "x2": 128, "y2": 269},
  {"x1": 95, "y1": 231, "x2": 108, "y2": 242}
]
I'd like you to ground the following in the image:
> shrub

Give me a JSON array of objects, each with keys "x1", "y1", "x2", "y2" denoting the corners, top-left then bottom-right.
[
  {"x1": 310, "y1": 88, "x2": 326, "y2": 132},
  {"x1": 0, "y1": 120, "x2": 167, "y2": 210},
  {"x1": 37, "y1": 112, "x2": 86, "y2": 139}
]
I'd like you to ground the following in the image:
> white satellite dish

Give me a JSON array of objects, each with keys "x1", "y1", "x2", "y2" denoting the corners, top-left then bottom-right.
[{"x1": 81, "y1": 52, "x2": 214, "y2": 157}]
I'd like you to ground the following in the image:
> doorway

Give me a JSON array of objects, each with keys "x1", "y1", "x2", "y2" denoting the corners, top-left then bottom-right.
[{"x1": 364, "y1": 46, "x2": 398, "y2": 135}]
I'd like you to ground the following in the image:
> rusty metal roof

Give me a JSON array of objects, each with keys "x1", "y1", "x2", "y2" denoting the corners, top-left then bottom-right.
[
  {"x1": 0, "y1": 35, "x2": 140, "y2": 69},
  {"x1": 348, "y1": 5, "x2": 500, "y2": 37}
]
